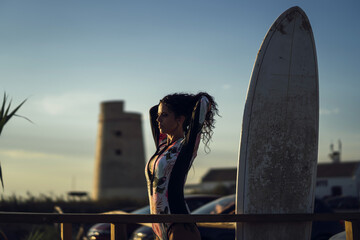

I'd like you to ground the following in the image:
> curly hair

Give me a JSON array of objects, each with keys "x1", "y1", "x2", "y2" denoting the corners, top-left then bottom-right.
[{"x1": 160, "y1": 92, "x2": 219, "y2": 152}]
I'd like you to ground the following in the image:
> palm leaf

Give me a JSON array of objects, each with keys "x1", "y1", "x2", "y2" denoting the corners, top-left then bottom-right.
[
  {"x1": 0, "y1": 93, "x2": 6, "y2": 115},
  {"x1": 0, "y1": 92, "x2": 28, "y2": 190},
  {"x1": 0, "y1": 93, "x2": 7, "y2": 128},
  {"x1": 0, "y1": 162, "x2": 3, "y2": 190},
  {"x1": 0, "y1": 95, "x2": 27, "y2": 135}
]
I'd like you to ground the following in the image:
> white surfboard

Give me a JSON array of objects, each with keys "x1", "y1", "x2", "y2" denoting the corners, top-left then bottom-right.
[{"x1": 236, "y1": 6, "x2": 319, "y2": 240}]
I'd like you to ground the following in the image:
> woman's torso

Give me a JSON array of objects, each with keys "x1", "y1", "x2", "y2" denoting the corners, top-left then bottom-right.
[{"x1": 145, "y1": 138, "x2": 194, "y2": 239}]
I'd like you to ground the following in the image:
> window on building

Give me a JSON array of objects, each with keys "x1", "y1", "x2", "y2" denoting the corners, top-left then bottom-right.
[
  {"x1": 114, "y1": 130, "x2": 122, "y2": 137},
  {"x1": 115, "y1": 149, "x2": 122, "y2": 156},
  {"x1": 331, "y1": 186, "x2": 342, "y2": 196},
  {"x1": 316, "y1": 180, "x2": 328, "y2": 187}
]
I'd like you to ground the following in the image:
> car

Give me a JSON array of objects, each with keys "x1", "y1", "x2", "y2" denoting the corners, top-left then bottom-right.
[
  {"x1": 329, "y1": 231, "x2": 346, "y2": 240},
  {"x1": 130, "y1": 195, "x2": 344, "y2": 240},
  {"x1": 130, "y1": 195, "x2": 236, "y2": 240},
  {"x1": 312, "y1": 197, "x2": 345, "y2": 240},
  {"x1": 86, "y1": 194, "x2": 220, "y2": 240},
  {"x1": 324, "y1": 196, "x2": 360, "y2": 210}
]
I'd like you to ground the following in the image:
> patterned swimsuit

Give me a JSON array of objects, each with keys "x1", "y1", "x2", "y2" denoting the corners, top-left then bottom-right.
[{"x1": 145, "y1": 96, "x2": 210, "y2": 240}]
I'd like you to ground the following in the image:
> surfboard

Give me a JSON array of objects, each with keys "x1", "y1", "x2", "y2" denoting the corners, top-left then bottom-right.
[{"x1": 235, "y1": 6, "x2": 318, "y2": 240}]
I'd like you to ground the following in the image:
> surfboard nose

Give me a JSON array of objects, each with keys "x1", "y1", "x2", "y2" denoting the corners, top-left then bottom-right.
[{"x1": 236, "y1": 5, "x2": 318, "y2": 240}]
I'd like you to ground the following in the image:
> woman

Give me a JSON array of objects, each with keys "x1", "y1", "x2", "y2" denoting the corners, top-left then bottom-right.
[{"x1": 145, "y1": 92, "x2": 218, "y2": 240}]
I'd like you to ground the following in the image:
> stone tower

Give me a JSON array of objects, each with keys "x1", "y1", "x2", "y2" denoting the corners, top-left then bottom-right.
[{"x1": 93, "y1": 101, "x2": 147, "y2": 200}]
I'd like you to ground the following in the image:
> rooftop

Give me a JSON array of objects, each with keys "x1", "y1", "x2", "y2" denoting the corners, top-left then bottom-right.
[
  {"x1": 201, "y1": 161, "x2": 360, "y2": 182},
  {"x1": 316, "y1": 161, "x2": 360, "y2": 178},
  {"x1": 202, "y1": 168, "x2": 237, "y2": 182}
]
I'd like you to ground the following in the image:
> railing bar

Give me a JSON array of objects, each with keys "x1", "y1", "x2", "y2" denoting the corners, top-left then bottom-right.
[{"x1": 0, "y1": 212, "x2": 360, "y2": 223}]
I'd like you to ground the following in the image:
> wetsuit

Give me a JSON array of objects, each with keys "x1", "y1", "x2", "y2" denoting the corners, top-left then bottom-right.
[{"x1": 145, "y1": 96, "x2": 210, "y2": 240}]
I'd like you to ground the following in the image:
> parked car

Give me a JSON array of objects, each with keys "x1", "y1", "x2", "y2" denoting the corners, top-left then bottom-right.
[
  {"x1": 130, "y1": 195, "x2": 344, "y2": 240},
  {"x1": 86, "y1": 194, "x2": 220, "y2": 240},
  {"x1": 329, "y1": 231, "x2": 346, "y2": 240},
  {"x1": 324, "y1": 196, "x2": 360, "y2": 210},
  {"x1": 312, "y1": 197, "x2": 345, "y2": 240}
]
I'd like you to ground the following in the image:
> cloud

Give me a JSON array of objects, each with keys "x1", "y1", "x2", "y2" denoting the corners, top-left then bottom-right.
[
  {"x1": 0, "y1": 149, "x2": 91, "y2": 164},
  {"x1": 39, "y1": 91, "x2": 104, "y2": 116},
  {"x1": 0, "y1": 149, "x2": 65, "y2": 161},
  {"x1": 222, "y1": 84, "x2": 231, "y2": 90},
  {"x1": 320, "y1": 108, "x2": 340, "y2": 115}
]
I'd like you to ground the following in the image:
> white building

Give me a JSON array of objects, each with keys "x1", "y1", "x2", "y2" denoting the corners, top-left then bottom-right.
[
  {"x1": 315, "y1": 161, "x2": 360, "y2": 199},
  {"x1": 192, "y1": 161, "x2": 360, "y2": 200},
  {"x1": 185, "y1": 168, "x2": 236, "y2": 194}
]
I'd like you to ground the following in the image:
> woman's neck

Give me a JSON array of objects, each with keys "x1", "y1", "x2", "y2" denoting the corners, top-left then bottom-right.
[{"x1": 167, "y1": 132, "x2": 184, "y2": 145}]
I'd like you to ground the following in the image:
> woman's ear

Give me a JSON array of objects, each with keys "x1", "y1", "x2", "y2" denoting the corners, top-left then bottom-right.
[{"x1": 177, "y1": 115, "x2": 186, "y2": 127}]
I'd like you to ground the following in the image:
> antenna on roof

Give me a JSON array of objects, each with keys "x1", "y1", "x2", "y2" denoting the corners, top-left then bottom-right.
[
  {"x1": 329, "y1": 139, "x2": 341, "y2": 163},
  {"x1": 338, "y1": 139, "x2": 342, "y2": 155},
  {"x1": 330, "y1": 141, "x2": 334, "y2": 152}
]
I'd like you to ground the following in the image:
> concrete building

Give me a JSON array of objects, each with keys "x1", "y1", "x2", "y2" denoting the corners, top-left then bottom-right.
[{"x1": 93, "y1": 101, "x2": 147, "y2": 200}]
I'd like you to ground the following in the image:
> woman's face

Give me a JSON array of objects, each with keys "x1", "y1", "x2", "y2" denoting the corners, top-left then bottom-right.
[{"x1": 157, "y1": 103, "x2": 181, "y2": 135}]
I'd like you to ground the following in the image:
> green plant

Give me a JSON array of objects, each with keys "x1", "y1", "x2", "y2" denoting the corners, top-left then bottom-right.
[
  {"x1": 24, "y1": 228, "x2": 45, "y2": 240},
  {"x1": 0, "y1": 93, "x2": 28, "y2": 189},
  {"x1": 23, "y1": 226, "x2": 60, "y2": 240}
]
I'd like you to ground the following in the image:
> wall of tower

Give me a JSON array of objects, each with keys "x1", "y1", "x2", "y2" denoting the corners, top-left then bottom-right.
[{"x1": 93, "y1": 101, "x2": 147, "y2": 200}]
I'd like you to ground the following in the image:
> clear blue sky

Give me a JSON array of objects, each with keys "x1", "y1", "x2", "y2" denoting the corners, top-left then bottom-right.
[{"x1": 0, "y1": 0, "x2": 359, "y2": 197}]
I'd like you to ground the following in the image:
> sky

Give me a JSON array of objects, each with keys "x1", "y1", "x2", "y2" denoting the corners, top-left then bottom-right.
[{"x1": 0, "y1": 0, "x2": 359, "y2": 198}]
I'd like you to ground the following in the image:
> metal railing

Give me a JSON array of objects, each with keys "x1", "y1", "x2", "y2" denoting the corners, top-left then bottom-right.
[{"x1": 0, "y1": 212, "x2": 359, "y2": 240}]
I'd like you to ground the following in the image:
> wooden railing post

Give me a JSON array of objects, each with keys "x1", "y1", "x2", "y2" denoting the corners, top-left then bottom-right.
[
  {"x1": 61, "y1": 223, "x2": 72, "y2": 240},
  {"x1": 111, "y1": 223, "x2": 127, "y2": 240},
  {"x1": 345, "y1": 220, "x2": 360, "y2": 240}
]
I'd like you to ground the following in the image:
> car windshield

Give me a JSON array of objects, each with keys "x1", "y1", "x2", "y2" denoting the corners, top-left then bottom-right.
[
  {"x1": 131, "y1": 205, "x2": 150, "y2": 214},
  {"x1": 192, "y1": 195, "x2": 235, "y2": 214}
]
